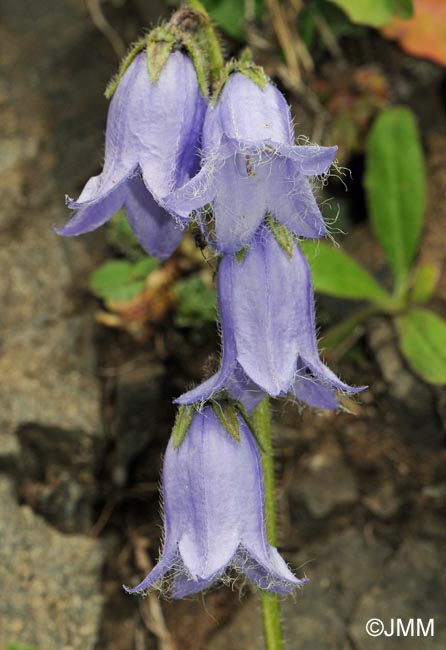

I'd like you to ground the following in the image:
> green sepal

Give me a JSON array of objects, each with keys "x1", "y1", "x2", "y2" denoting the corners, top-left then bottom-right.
[
  {"x1": 235, "y1": 246, "x2": 249, "y2": 264},
  {"x1": 212, "y1": 402, "x2": 241, "y2": 443},
  {"x1": 180, "y1": 31, "x2": 210, "y2": 96},
  {"x1": 105, "y1": 39, "x2": 146, "y2": 99},
  {"x1": 234, "y1": 402, "x2": 267, "y2": 452},
  {"x1": 186, "y1": 1, "x2": 224, "y2": 85},
  {"x1": 146, "y1": 26, "x2": 177, "y2": 83},
  {"x1": 172, "y1": 405, "x2": 195, "y2": 449},
  {"x1": 266, "y1": 215, "x2": 293, "y2": 258},
  {"x1": 212, "y1": 58, "x2": 268, "y2": 105}
]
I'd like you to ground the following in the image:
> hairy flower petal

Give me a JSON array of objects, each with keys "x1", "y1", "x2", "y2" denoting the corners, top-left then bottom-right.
[
  {"x1": 226, "y1": 229, "x2": 301, "y2": 395},
  {"x1": 124, "y1": 176, "x2": 184, "y2": 259},
  {"x1": 125, "y1": 408, "x2": 303, "y2": 597},
  {"x1": 56, "y1": 51, "x2": 206, "y2": 259}
]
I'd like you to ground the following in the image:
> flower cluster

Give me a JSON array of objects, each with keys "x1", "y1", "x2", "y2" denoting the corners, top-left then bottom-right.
[{"x1": 56, "y1": 11, "x2": 362, "y2": 599}]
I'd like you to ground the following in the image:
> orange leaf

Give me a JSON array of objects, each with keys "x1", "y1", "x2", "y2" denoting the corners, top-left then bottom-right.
[{"x1": 381, "y1": 0, "x2": 446, "y2": 65}]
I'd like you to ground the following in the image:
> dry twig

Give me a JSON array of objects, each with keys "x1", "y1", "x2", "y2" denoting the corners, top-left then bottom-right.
[
  {"x1": 130, "y1": 532, "x2": 177, "y2": 650},
  {"x1": 85, "y1": 0, "x2": 126, "y2": 58}
]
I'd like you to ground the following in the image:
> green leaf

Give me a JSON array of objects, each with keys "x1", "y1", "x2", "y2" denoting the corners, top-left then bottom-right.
[
  {"x1": 173, "y1": 405, "x2": 195, "y2": 449},
  {"x1": 391, "y1": 0, "x2": 414, "y2": 19},
  {"x1": 410, "y1": 264, "x2": 439, "y2": 304},
  {"x1": 90, "y1": 260, "x2": 144, "y2": 302},
  {"x1": 201, "y1": 0, "x2": 246, "y2": 39},
  {"x1": 328, "y1": 0, "x2": 412, "y2": 26},
  {"x1": 132, "y1": 257, "x2": 160, "y2": 279},
  {"x1": 397, "y1": 308, "x2": 446, "y2": 384},
  {"x1": 6, "y1": 645, "x2": 38, "y2": 650},
  {"x1": 174, "y1": 275, "x2": 216, "y2": 328},
  {"x1": 365, "y1": 107, "x2": 425, "y2": 289},
  {"x1": 106, "y1": 209, "x2": 144, "y2": 261},
  {"x1": 212, "y1": 402, "x2": 241, "y2": 442},
  {"x1": 299, "y1": 240, "x2": 391, "y2": 303},
  {"x1": 201, "y1": 0, "x2": 264, "y2": 39}
]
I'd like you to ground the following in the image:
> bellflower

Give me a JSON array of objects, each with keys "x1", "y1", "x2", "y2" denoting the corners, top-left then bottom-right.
[
  {"x1": 55, "y1": 51, "x2": 207, "y2": 259},
  {"x1": 176, "y1": 226, "x2": 362, "y2": 409},
  {"x1": 165, "y1": 71, "x2": 337, "y2": 253},
  {"x1": 124, "y1": 407, "x2": 305, "y2": 597}
]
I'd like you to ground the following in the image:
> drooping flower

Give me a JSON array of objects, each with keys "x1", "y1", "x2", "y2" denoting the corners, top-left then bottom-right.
[
  {"x1": 176, "y1": 226, "x2": 362, "y2": 410},
  {"x1": 165, "y1": 71, "x2": 337, "y2": 253},
  {"x1": 124, "y1": 407, "x2": 305, "y2": 597},
  {"x1": 54, "y1": 51, "x2": 207, "y2": 259}
]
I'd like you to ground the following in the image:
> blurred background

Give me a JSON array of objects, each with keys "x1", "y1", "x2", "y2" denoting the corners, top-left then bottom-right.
[{"x1": 0, "y1": 1, "x2": 445, "y2": 649}]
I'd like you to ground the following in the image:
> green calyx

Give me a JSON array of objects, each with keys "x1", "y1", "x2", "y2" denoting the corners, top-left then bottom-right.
[
  {"x1": 235, "y1": 246, "x2": 249, "y2": 264},
  {"x1": 212, "y1": 401, "x2": 241, "y2": 443},
  {"x1": 145, "y1": 26, "x2": 177, "y2": 84},
  {"x1": 212, "y1": 55, "x2": 268, "y2": 105},
  {"x1": 105, "y1": 38, "x2": 145, "y2": 99},
  {"x1": 266, "y1": 215, "x2": 294, "y2": 258},
  {"x1": 172, "y1": 404, "x2": 195, "y2": 449},
  {"x1": 105, "y1": 4, "x2": 225, "y2": 100}
]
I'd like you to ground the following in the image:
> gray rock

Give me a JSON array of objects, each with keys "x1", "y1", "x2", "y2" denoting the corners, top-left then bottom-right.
[
  {"x1": 203, "y1": 598, "x2": 263, "y2": 650},
  {"x1": 112, "y1": 355, "x2": 169, "y2": 487},
  {"x1": 349, "y1": 538, "x2": 446, "y2": 649},
  {"x1": 0, "y1": 476, "x2": 104, "y2": 650},
  {"x1": 292, "y1": 440, "x2": 359, "y2": 518},
  {"x1": 0, "y1": 428, "x2": 20, "y2": 471},
  {"x1": 0, "y1": 0, "x2": 109, "y2": 533}
]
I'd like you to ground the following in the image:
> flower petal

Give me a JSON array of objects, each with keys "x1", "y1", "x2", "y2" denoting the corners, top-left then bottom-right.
[
  {"x1": 123, "y1": 548, "x2": 177, "y2": 594},
  {"x1": 234, "y1": 546, "x2": 305, "y2": 593},
  {"x1": 234, "y1": 421, "x2": 303, "y2": 592},
  {"x1": 171, "y1": 568, "x2": 221, "y2": 599},
  {"x1": 54, "y1": 182, "x2": 126, "y2": 236},
  {"x1": 274, "y1": 144, "x2": 338, "y2": 176},
  {"x1": 163, "y1": 160, "x2": 217, "y2": 220},
  {"x1": 268, "y1": 163, "x2": 327, "y2": 238},
  {"x1": 227, "y1": 228, "x2": 299, "y2": 395},
  {"x1": 212, "y1": 155, "x2": 267, "y2": 253},
  {"x1": 174, "y1": 254, "x2": 238, "y2": 405},
  {"x1": 138, "y1": 51, "x2": 207, "y2": 198},
  {"x1": 68, "y1": 54, "x2": 148, "y2": 209},
  {"x1": 291, "y1": 363, "x2": 339, "y2": 410},
  {"x1": 289, "y1": 245, "x2": 364, "y2": 393},
  {"x1": 173, "y1": 410, "x2": 240, "y2": 580},
  {"x1": 205, "y1": 73, "x2": 294, "y2": 151},
  {"x1": 225, "y1": 364, "x2": 266, "y2": 413},
  {"x1": 124, "y1": 175, "x2": 184, "y2": 259}
]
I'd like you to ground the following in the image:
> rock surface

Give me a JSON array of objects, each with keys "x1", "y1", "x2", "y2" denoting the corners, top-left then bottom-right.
[
  {"x1": 205, "y1": 528, "x2": 392, "y2": 650},
  {"x1": 0, "y1": 476, "x2": 104, "y2": 650},
  {"x1": 292, "y1": 438, "x2": 359, "y2": 518},
  {"x1": 0, "y1": 0, "x2": 107, "y2": 532},
  {"x1": 349, "y1": 538, "x2": 446, "y2": 649}
]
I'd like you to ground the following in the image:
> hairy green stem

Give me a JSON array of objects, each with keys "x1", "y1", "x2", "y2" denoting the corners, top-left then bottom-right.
[{"x1": 252, "y1": 398, "x2": 284, "y2": 650}]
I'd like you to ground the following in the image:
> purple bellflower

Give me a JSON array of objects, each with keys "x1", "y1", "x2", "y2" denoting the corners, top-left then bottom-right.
[
  {"x1": 165, "y1": 72, "x2": 337, "y2": 253},
  {"x1": 54, "y1": 51, "x2": 207, "y2": 259},
  {"x1": 176, "y1": 226, "x2": 362, "y2": 411},
  {"x1": 124, "y1": 407, "x2": 305, "y2": 598}
]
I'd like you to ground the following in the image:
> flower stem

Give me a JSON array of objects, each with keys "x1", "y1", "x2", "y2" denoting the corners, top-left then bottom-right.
[{"x1": 252, "y1": 398, "x2": 284, "y2": 650}]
